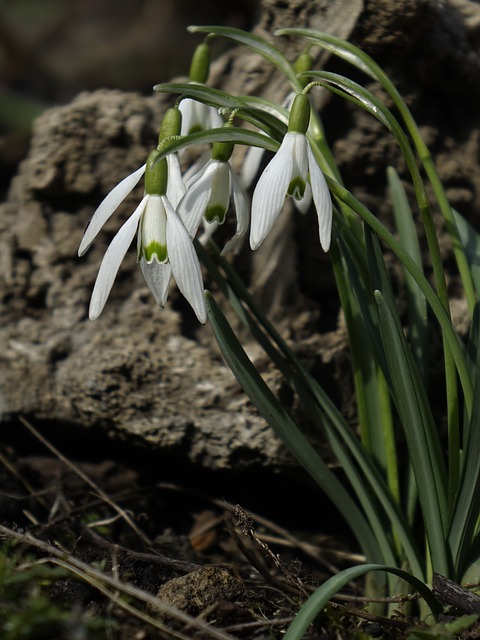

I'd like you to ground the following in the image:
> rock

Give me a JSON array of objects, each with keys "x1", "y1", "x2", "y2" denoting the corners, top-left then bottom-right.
[
  {"x1": 1, "y1": 0, "x2": 479, "y2": 472},
  {"x1": 154, "y1": 566, "x2": 244, "y2": 615}
]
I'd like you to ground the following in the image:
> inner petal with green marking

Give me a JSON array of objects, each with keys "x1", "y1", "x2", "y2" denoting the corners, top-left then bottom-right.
[
  {"x1": 205, "y1": 204, "x2": 227, "y2": 224},
  {"x1": 205, "y1": 161, "x2": 230, "y2": 224},
  {"x1": 143, "y1": 240, "x2": 167, "y2": 263},
  {"x1": 287, "y1": 175, "x2": 306, "y2": 200},
  {"x1": 139, "y1": 195, "x2": 168, "y2": 264}
]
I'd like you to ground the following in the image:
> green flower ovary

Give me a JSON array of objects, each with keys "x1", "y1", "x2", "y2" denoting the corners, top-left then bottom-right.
[
  {"x1": 145, "y1": 153, "x2": 168, "y2": 196},
  {"x1": 288, "y1": 94, "x2": 311, "y2": 135}
]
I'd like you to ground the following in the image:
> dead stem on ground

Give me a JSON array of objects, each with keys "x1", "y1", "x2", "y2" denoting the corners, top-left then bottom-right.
[{"x1": 0, "y1": 418, "x2": 443, "y2": 638}]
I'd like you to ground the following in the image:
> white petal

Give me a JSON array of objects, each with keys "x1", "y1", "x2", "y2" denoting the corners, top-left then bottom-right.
[
  {"x1": 177, "y1": 160, "x2": 217, "y2": 238},
  {"x1": 307, "y1": 143, "x2": 332, "y2": 252},
  {"x1": 250, "y1": 133, "x2": 295, "y2": 250},
  {"x1": 78, "y1": 164, "x2": 146, "y2": 256},
  {"x1": 206, "y1": 162, "x2": 230, "y2": 223},
  {"x1": 88, "y1": 196, "x2": 148, "y2": 320},
  {"x1": 180, "y1": 99, "x2": 213, "y2": 134},
  {"x1": 293, "y1": 182, "x2": 312, "y2": 214},
  {"x1": 222, "y1": 168, "x2": 250, "y2": 254},
  {"x1": 207, "y1": 106, "x2": 225, "y2": 129},
  {"x1": 183, "y1": 150, "x2": 210, "y2": 186},
  {"x1": 140, "y1": 195, "x2": 167, "y2": 263},
  {"x1": 239, "y1": 95, "x2": 295, "y2": 190},
  {"x1": 140, "y1": 258, "x2": 171, "y2": 307},
  {"x1": 240, "y1": 144, "x2": 265, "y2": 190},
  {"x1": 179, "y1": 98, "x2": 196, "y2": 135},
  {"x1": 290, "y1": 133, "x2": 309, "y2": 197},
  {"x1": 164, "y1": 197, "x2": 206, "y2": 323},
  {"x1": 166, "y1": 154, "x2": 186, "y2": 208},
  {"x1": 198, "y1": 219, "x2": 218, "y2": 245}
]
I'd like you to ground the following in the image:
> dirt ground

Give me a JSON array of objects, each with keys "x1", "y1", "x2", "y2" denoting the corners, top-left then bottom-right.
[{"x1": 0, "y1": 418, "x2": 377, "y2": 640}]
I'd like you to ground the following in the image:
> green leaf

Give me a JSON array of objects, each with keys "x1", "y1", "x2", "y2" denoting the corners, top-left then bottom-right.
[
  {"x1": 152, "y1": 126, "x2": 280, "y2": 160},
  {"x1": 327, "y1": 177, "x2": 473, "y2": 420},
  {"x1": 375, "y1": 289, "x2": 450, "y2": 576},
  {"x1": 448, "y1": 355, "x2": 480, "y2": 579},
  {"x1": 388, "y1": 167, "x2": 428, "y2": 378},
  {"x1": 452, "y1": 208, "x2": 480, "y2": 299},
  {"x1": 276, "y1": 28, "x2": 379, "y2": 80},
  {"x1": 204, "y1": 290, "x2": 382, "y2": 563},
  {"x1": 153, "y1": 82, "x2": 287, "y2": 139},
  {"x1": 201, "y1": 242, "x2": 424, "y2": 579},
  {"x1": 283, "y1": 564, "x2": 441, "y2": 640},
  {"x1": 299, "y1": 70, "x2": 393, "y2": 130}
]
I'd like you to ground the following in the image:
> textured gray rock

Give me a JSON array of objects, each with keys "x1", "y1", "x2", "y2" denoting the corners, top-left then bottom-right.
[
  {"x1": 1, "y1": 0, "x2": 479, "y2": 470},
  {"x1": 0, "y1": 88, "x2": 294, "y2": 470}
]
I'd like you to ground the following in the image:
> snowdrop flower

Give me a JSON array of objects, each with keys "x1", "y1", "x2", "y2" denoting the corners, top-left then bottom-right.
[
  {"x1": 180, "y1": 98, "x2": 224, "y2": 135},
  {"x1": 78, "y1": 147, "x2": 206, "y2": 323},
  {"x1": 241, "y1": 50, "x2": 314, "y2": 191},
  {"x1": 240, "y1": 93, "x2": 295, "y2": 190},
  {"x1": 178, "y1": 140, "x2": 249, "y2": 254},
  {"x1": 250, "y1": 93, "x2": 332, "y2": 252}
]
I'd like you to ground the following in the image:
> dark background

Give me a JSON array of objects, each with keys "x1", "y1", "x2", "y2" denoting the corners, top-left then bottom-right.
[{"x1": 0, "y1": 0, "x2": 257, "y2": 195}]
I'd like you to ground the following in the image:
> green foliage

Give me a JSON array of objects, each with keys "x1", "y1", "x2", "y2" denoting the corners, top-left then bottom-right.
[
  {"x1": 150, "y1": 22, "x2": 480, "y2": 637},
  {"x1": 407, "y1": 615, "x2": 479, "y2": 640},
  {"x1": 0, "y1": 542, "x2": 110, "y2": 640}
]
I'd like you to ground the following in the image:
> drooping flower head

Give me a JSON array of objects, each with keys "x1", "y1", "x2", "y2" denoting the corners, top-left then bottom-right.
[
  {"x1": 178, "y1": 135, "x2": 249, "y2": 255},
  {"x1": 78, "y1": 108, "x2": 206, "y2": 323},
  {"x1": 241, "y1": 48, "x2": 314, "y2": 191},
  {"x1": 249, "y1": 93, "x2": 332, "y2": 252}
]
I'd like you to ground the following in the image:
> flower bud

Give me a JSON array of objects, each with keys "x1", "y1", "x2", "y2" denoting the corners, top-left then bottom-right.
[
  {"x1": 189, "y1": 42, "x2": 211, "y2": 84},
  {"x1": 294, "y1": 51, "x2": 314, "y2": 75},
  {"x1": 293, "y1": 51, "x2": 314, "y2": 89}
]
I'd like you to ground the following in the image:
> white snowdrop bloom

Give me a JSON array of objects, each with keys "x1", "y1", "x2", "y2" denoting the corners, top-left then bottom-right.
[
  {"x1": 179, "y1": 98, "x2": 224, "y2": 135},
  {"x1": 78, "y1": 151, "x2": 206, "y2": 323},
  {"x1": 240, "y1": 93, "x2": 294, "y2": 190},
  {"x1": 250, "y1": 94, "x2": 332, "y2": 252},
  {"x1": 178, "y1": 141, "x2": 249, "y2": 255}
]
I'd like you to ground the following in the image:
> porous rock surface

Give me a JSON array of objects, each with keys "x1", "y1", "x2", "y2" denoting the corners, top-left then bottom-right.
[{"x1": 1, "y1": 0, "x2": 479, "y2": 470}]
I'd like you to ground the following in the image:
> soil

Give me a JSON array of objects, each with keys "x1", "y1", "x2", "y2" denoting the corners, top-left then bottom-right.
[{"x1": 0, "y1": 422, "x2": 373, "y2": 640}]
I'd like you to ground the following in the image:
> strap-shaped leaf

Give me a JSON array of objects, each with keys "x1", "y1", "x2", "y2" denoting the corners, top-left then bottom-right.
[
  {"x1": 449, "y1": 304, "x2": 480, "y2": 579},
  {"x1": 452, "y1": 208, "x2": 480, "y2": 300},
  {"x1": 151, "y1": 127, "x2": 280, "y2": 160},
  {"x1": 375, "y1": 289, "x2": 450, "y2": 576},
  {"x1": 388, "y1": 167, "x2": 428, "y2": 378},
  {"x1": 205, "y1": 291, "x2": 382, "y2": 563},
  {"x1": 283, "y1": 563, "x2": 440, "y2": 640},
  {"x1": 153, "y1": 82, "x2": 287, "y2": 139},
  {"x1": 279, "y1": 26, "x2": 476, "y2": 312}
]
